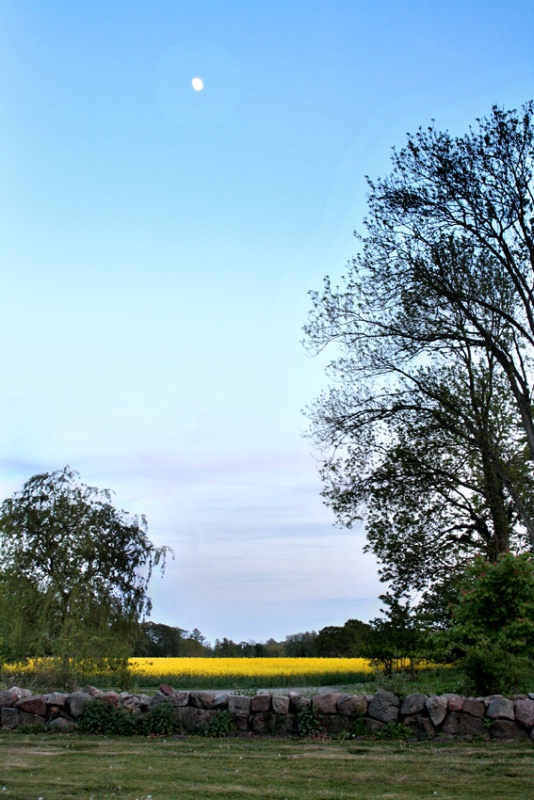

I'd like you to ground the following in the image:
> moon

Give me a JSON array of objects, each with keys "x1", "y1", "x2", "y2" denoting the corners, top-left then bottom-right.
[{"x1": 192, "y1": 77, "x2": 204, "y2": 92}]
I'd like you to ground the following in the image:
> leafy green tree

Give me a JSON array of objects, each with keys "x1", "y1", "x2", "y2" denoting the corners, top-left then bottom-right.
[
  {"x1": 446, "y1": 553, "x2": 534, "y2": 692},
  {"x1": 212, "y1": 637, "x2": 241, "y2": 657},
  {"x1": 0, "y1": 467, "x2": 169, "y2": 682},
  {"x1": 284, "y1": 631, "x2": 318, "y2": 657},
  {"x1": 365, "y1": 596, "x2": 422, "y2": 677},
  {"x1": 315, "y1": 619, "x2": 371, "y2": 657},
  {"x1": 305, "y1": 102, "x2": 534, "y2": 613},
  {"x1": 133, "y1": 622, "x2": 186, "y2": 657}
]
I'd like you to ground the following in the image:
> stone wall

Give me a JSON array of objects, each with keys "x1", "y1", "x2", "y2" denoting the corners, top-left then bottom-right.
[{"x1": 2, "y1": 684, "x2": 534, "y2": 740}]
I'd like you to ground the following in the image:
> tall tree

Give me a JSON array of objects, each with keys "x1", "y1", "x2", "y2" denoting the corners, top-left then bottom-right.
[
  {"x1": 0, "y1": 467, "x2": 169, "y2": 679},
  {"x1": 305, "y1": 102, "x2": 534, "y2": 607}
]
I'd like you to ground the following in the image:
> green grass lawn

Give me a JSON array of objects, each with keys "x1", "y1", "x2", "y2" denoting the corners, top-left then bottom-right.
[{"x1": 1, "y1": 732, "x2": 533, "y2": 800}]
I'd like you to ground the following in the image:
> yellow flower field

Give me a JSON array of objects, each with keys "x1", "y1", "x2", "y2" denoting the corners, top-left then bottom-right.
[
  {"x1": 3, "y1": 656, "x2": 376, "y2": 689},
  {"x1": 129, "y1": 657, "x2": 374, "y2": 682}
]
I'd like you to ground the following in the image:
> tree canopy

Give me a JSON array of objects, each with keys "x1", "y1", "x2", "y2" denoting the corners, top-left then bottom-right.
[
  {"x1": 0, "y1": 467, "x2": 169, "y2": 676},
  {"x1": 305, "y1": 102, "x2": 534, "y2": 610}
]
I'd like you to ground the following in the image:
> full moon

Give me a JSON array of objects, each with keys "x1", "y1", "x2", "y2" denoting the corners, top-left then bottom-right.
[{"x1": 192, "y1": 77, "x2": 204, "y2": 91}]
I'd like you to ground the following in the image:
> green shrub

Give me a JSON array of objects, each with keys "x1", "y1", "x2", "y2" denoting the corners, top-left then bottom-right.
[
  {"x1": 199, "y1": 710, "x2": 234, "y2": 738},
  {"x1": 372, "y1": 722, "x2": 411, "y2": 740},
  {"x1": 137, "y1": 701, "x2": 177, "y2": 736},
  {"x1": 78, "y1": 700, "x2": 136, "y2": 736},
  {"x1": 296, "y1": 706, "x2": 323, "y2": 738},
  {"x1": 447, "y1": 554, "x2": 534, "y2": 693},
  {"x1": 460, "y1": 641, "x2": 533, "y2": 695}
]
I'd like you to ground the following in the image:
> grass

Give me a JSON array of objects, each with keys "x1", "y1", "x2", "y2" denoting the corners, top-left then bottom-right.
[{"x1": 0, "y1": 732, "x2": 533, "y2": 800}]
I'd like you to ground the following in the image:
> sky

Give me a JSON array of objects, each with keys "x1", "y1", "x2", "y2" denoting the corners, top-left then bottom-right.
[{"x1": 1, "y1": 0, "x2": 534, "y2": 646}]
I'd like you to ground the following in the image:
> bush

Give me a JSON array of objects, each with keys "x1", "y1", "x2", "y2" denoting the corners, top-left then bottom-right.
[
  {"x1": 373, "y1": 722, "x2": 411, "y2": 740},
  {"x1": 460, "y1": 641, "x2": 533, "y2": 695},
  {"x1": 199, "y1": 710, "x2": 234, "y2": 738},
  {"x1": 297, "y1": 706, "x2": 323, "y2": 738},
  {"x1": 137, "y1": 701, "x2": 177, "y2": 736},
  {"x1": 448, "y1": 554, "x2": 534, "y2": 693},
  {"x1": 78, "y1": 700, "x2": 137, "y2": 736}
]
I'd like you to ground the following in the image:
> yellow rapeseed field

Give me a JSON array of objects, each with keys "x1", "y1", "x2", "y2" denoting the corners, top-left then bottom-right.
[
  {"x1": 3, "y1": 657, "x2": 376, "y2": 689},
  {"x1": 129, "y1": 656, "x2": 374, "y2": 677},
  {"x1": 128, "y1": 657, "x2": 373, "y2": 681}
]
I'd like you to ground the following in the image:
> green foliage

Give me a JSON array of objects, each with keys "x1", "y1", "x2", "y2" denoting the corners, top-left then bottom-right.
[
  {"x1": 459, "y1": 642, "x2": 533, "y2": 696},
  {"x1": 0, "y1": 467, "x2": 170, "y2": 685},
  {"x1": 315, "y1": 619, "x2": 371, "y2": 657},
  {"x1": 137, "y1": 701, "x2": 177, "y2": 736},
  {"x1": 79, "y1": 699, "x2": 183, "y2": 737},
  {"x1": 296, "y1": 705, "x2": 323, "y2": 738},
  {"x1": 14, "y1": 723, "x2": 47, "y2": 735},
  {"x1": 366, "y1": 595, "x2": 423, "y2": 677},
  {"x1": 447, "y1": 553, "x2": 534, "y2": 693},
  {"x1": 283, "y1": 631, "x2": 318, "y2": 657},
  {"x1": 78, "y1": 700, "x2": 137, "y2": 736},
  {"x1": 372, "y1": 722, "x2": 411, "y2": 741},
  {"x1": 346, "y1": 712, "x2": 366, "y2": 738},
  {"x1": 304, "y1": 101, "x2": 534, "y2": 623},
  {"x1": 199, "y1": 710, "x2": 234, "y2": 738}
]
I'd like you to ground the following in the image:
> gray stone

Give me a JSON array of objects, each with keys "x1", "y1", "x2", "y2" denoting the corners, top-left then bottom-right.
[
  {"x1": 16, "y1": 695, "x2": 47, "y2": 717},
  {"x1": 425, "y1": 695, "x2": 448, "y2": 727},
  {"x1": 228, "y1": 695, "x2": 251, "y2": 717},
  {"x1": 159, "y1": 683, "x2": 175, "y2": 696},
  {"x1": 177, "y1": 706, "x2": 214, "y2": 733},
  {"x1": 150, "y1": 690, "x2": 189, "y2": 708},
  {"x1": 312, "y1": 693, "x2": 340, "y2": 715},
  {"x1": 463, "y1": 698, "x2": 485, "y2": 719},
  {"x1": 190, "y1": 691, "x2": 214, "y2": 710},
  {"x1": 440, "y1": 711, "x2": 485, "y2": 737},
  {"x1": 486, "y1": 696, "x2": 515, "y2": 720},
  {"x1": 1, "y1": 707, "x2": 20, "y2": 729},
  {"x1": 66, "y1": 691, "x2": 94, "y2": 719},
  {"x1": 321, "y1": 714, "x2": 349, "y2": 735},
  {"x1": 250, "y1": 712, "x2": 274, "y2": 734},
  {"x1": 0, "y1": 688, "x2": 21, "y2": 708},
  {"x1": 515, "y1": 698, "x2": 534, "y2": 728},
  {"x1": 443, "y1": 693, "x2": 463, "y2": 712},
  {"x1": 212, "y1": 692, "x2": 230, "y2": 709},
  {"x1": 250, "y1": 694, "x2": 271, "y2": 713},
  {"x1": 364, "y1": 718, "x2": 385, "y2": 733},
  {"x1": 234, "y1": 715, "x2": 250, "y2": 733},
  {"x1": 289, "y1": 693, "x2": 309, "y2": 712},
  {"x1": 172, "y1": 691, "x2": 190, "y2": 707},
  {"x1": 45, "y1": 692, "x2": 67, "y2": 708},
  {"x1": 272, "y1": 696, "x2": 290, "y2": 715},
  {"x1": 82, "y1": 685, "x2": 102, "y2": 697},
  {"x1": 403, "y1": 714, "x2": 435, "y2": 739},
  {"x1": 98, "y1": 692, "x2": 119, "y2": 707},
  {"x1": 400, "y1": 693, "x2": 426, "y2": 716},
  {"x1": 367, "y1": 689, "x2": 400, "y2": 724},
  {"x1": 137, "y1": 694, "x2": 152, "y2": 710},
  {"x1": 337, "y1": 694, "x2": 368, "y2": 718},
  {"x1": 0, "y1": 687, "x2": 30, "y2": 708},
  {"x1": 490, "y1": 719, "x2": 524, "y2": 739}
]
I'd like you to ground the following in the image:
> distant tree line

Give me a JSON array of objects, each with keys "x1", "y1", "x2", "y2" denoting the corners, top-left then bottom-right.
[{"x1": 133, "y1": 618, "x2": 374, "y2": 659}]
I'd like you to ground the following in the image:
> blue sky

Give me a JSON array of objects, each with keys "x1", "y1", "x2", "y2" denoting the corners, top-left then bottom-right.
[{"x1": 1, "y1": 0, "x2": 534, "y2": 645}]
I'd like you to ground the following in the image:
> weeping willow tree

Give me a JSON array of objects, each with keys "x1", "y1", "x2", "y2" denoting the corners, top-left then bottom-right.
[{"x1": 0, "y1": 467, "x2": 170, "y2": 685}]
